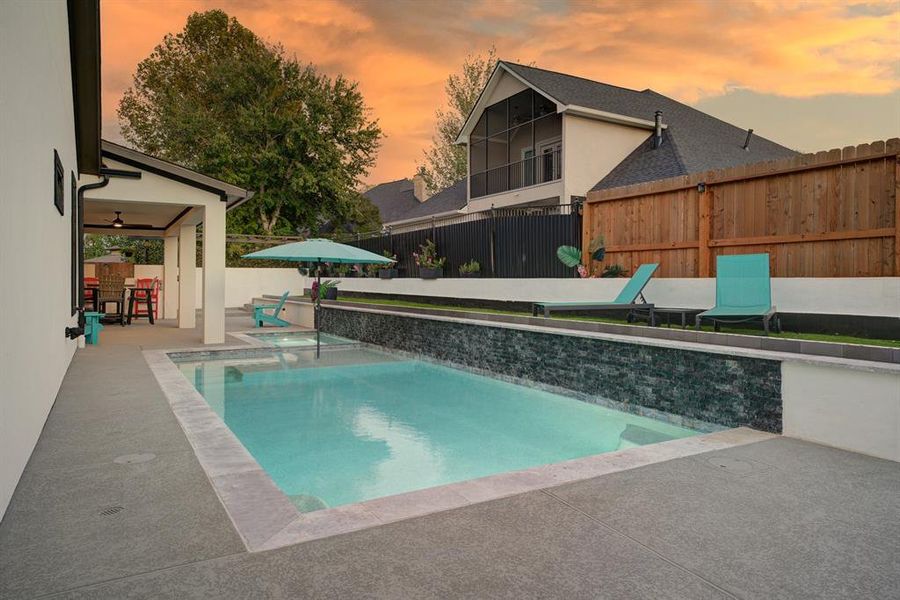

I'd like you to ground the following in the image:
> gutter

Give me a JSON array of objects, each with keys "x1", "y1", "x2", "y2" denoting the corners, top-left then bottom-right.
[{"x1": 560, "y1": 105, "x2": 666, "y2": 130}]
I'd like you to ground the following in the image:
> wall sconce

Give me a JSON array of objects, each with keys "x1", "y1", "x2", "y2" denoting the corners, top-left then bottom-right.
[{"x1": 697, "y1": 182, "x2": 706, "y2": 193}]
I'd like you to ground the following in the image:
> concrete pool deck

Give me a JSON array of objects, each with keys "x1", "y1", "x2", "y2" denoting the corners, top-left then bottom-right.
[{"x1": 1, "y1": 312, "x2": 898, "y2": 599}]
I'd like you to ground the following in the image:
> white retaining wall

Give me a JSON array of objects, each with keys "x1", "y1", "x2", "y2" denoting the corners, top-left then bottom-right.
[
  {"x1": 782, "y1": 361, "x2": 900, "y2": 461},
  {"x1": 308, "y1": 276, "x2": 900, "y2": 318}
]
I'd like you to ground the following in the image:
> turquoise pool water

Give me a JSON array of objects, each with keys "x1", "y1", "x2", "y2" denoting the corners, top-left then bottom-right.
[
  {"x1": 248, "y1": 331, "x2": 354, "y2": 348},
  {"x1": 176, "y1": 347, "x2": 699, "y2": 512}
]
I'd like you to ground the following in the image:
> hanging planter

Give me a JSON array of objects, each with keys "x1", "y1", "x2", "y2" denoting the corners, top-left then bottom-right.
[{"x1": 588, "y1": 234, "x2": 606, "y2": 262}]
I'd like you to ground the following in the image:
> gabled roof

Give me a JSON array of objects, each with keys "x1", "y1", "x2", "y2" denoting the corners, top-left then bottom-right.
[
  {"x1": 390, "y1": 179, "x2": 467, "y2": 223},
  {"x1": 364, "y1": 179, "x2": 468, "y2": 226},
  {"x1": 458, "y1": 61, "x2": 798, "y2": 190},
  {"x1": 363, "y1": 179, "x2": 420, "y2": 223},
  {"x1": 101, "y1": 140, "x2": 252, "y2": 208}
]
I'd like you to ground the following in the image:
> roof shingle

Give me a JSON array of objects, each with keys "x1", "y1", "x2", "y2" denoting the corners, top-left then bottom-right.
[{"x1": 500, "y1": 62, "x2": 798, "y2": 190}]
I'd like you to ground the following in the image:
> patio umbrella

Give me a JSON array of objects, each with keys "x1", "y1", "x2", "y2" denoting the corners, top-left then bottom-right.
[{"x1": 243, "y1": 239, "x2": 394, "y2": 357}]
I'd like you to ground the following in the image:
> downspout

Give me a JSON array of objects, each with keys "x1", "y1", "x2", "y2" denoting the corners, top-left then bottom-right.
[{"x1": 66, "y1": 175, "x2": 109, "y2": 339}]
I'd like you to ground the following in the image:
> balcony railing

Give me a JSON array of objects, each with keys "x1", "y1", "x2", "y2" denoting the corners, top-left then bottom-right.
[{"x1": 470, "y1": 149, "x2": 561, "y2": 199}]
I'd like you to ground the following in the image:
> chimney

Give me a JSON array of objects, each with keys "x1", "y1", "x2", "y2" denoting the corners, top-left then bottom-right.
[
  {"x1": 413, "y1": 174, "x2": 429, "y2": 202},
  {"x1": 653, "y1": 111, "x2": 663, "y2": 148},
  {"x1": 742, "y1": 128, "x2": 754, "y2": 150}
]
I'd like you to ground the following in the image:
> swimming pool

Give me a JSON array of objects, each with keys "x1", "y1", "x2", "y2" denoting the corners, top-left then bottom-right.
[{"x1": 175, "y1": 346, "x2": 700, "y2": 513}]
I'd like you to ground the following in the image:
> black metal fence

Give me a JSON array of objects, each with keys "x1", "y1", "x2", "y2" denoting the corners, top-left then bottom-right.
[{"x1": 341, "y1": 204, "x2": 582, "y2": 278}]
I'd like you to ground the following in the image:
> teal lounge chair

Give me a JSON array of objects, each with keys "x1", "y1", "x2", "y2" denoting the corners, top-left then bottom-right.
[
  {"x1": 532, "y1": 263, "x2": 659, "y2": 319},
  {"x1": 695, "y1": 253, "x2": 779, "y2": 334},
  {"x1": 253, "y1": 291, "x2": 291, "y2": 327}
]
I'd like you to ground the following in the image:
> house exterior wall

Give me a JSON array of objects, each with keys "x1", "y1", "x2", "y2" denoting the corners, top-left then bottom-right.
[
  {"x1": 562, "y1": 114, "x2": 649, "y2": 201},
  {"x1": 0, "y1": 0, "x2": 81, "y2": 517},
  {"x1": 484, "y1": 70, "x2": 528, "y2": 105}
]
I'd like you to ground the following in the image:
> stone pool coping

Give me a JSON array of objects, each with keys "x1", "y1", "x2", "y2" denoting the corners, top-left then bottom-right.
[
  {"x1": 144, "y1": 344, "x2": 775, "y2": 553},
  {"x1": 321, "y1": 304, "x2": 900, "y2": 376}
]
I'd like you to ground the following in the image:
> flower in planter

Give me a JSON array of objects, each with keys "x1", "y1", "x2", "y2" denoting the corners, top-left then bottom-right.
[{"x1": 414, "y1": 239, "x2": 446, "y2": 270}]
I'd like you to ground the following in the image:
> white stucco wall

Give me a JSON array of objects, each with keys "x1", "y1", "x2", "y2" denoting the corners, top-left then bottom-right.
[
  {"x1": 782, "y1": 361, "x2": 900, "y2": 461},
  {"x1": 484, "y1": 70, "x2": 528, "y2": 105},
  {"x1": 294, "y1": 276, "x2": 900, "y2": 318},
  {"x1": 562, "y1": 115, "x2": 650, "y2": 200},
  {"x1": 0, "y1": 0, "x2": 81, "y2": 517}
]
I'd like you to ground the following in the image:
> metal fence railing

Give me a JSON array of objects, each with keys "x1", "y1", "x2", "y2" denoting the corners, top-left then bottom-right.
[
  {"x1": 470, "y1": 149, "x2": 562, "y2": 199},
  {"x1": 333, "y1": 203, "x2": 581, "y2": 278}
]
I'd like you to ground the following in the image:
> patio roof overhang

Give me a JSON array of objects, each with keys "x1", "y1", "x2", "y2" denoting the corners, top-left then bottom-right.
[{"x1": 82, "y1": 141, "x2": 253, "y2": 237}]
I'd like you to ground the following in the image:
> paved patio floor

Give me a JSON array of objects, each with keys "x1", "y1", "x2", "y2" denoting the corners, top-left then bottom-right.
[{"x1": 1, "y1": 312, "x2": 898, "y2": 599}]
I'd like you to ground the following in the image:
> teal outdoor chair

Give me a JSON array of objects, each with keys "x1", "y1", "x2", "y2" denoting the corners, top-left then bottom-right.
[
  {"x1": 83, "y1": 311, "x2": 104, "y2": 345},
  {"x1": 253, "y1": 291, "x2": 291, "y2": 328},
  {"x1": 532, "y1": 263, "x2": 659, "y2": 320},
  {"x1": 695, "y1": 253, "x2": 779, "y2": 334}
]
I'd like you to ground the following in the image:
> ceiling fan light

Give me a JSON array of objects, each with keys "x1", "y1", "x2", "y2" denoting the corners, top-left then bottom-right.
[{"x1": 112, "y1": 221, "x2": 123, "y2": 228}]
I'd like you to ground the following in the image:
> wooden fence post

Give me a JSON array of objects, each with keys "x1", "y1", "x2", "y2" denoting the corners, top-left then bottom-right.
[
  {"x1": 698, "y1": 186, "x2": 712, "y2": 277},
  {"x1": 895, "y1": 155, "x2": 900, "y2": 276},
  {"x1": 581, "y1": 201, "x2": 591, "y2": 270}
]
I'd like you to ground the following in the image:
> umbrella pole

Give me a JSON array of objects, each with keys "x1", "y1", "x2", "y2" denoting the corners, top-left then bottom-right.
[{"x1": 316, "y1": 262, "x2": 321, "y2": 359}]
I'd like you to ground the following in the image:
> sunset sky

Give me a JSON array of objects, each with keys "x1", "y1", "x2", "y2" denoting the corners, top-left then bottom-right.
[{"x1": 101, "y1": 0, "x2": 900, "y2": 185}]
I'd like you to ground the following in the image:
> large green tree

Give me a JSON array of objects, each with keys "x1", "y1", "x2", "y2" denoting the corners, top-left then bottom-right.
[
  {"x1": 417, "y1": 47, "x2": 497, "y2": 192},
  {"x1": 118, "y1": 10, "x2": 382, "y2": 235}
]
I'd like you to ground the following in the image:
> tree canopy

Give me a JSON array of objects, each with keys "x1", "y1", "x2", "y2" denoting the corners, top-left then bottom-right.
[
  {"x1": 417, "y1": 47, "x2": 497, "y2": 192},
  {"x1": 118, "y1": 9, "x2": 382, "y2": 236}
]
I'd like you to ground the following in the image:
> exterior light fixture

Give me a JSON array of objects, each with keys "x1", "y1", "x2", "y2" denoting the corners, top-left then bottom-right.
[{"x1": 697, "y1": 182, "x2": 706, "y2": 193}]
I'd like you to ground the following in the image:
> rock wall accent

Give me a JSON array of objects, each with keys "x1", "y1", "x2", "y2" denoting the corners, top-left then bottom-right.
[{"x1": 321, "y1": 308, "x2": 782, "y2": 432}]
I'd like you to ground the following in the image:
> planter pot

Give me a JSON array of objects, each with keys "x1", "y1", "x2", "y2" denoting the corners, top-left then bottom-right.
[
  {"x1": 419, "y1": 267, "x2": 443, "y2": 280},
  {"x1": 324, "y1": 288, "x2": 338, "y2": 300},
  {"x1": 379, "y1": 268, "x2": 398, "y2": 279},
  {"x1": 459, "y1": 271, "x2": 481, "y2": 278},
  {"x1": 591, "y1": 248, "x2": 606, "y2": 262}
]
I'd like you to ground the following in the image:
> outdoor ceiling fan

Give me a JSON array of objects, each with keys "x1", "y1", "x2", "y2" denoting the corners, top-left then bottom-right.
[{"x1": 104, "y1": 211, "x2": 154, "y2": 229}]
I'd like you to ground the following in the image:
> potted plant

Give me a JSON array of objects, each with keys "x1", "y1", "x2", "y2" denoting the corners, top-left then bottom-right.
[
  {"x1": 413, "y1": 239, "x2": 446, "y2": 279},
  {"x1": 378, "y1": 250, "x2": 399, "y2": 279},
  {"x1": 601, "y1": 264, "x2": 627, "y2": 278},
  {"x1": 459, "y1": 259, "x2": 481, "y2": 278},
  {"x1": 556, "y1": 245, "x2": 583, "y2": 277},
  {"x1": 311, "y1": 279, "x2": 339, "y2": 302}
]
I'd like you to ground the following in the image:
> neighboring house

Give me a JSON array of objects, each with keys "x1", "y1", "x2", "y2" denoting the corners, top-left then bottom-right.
[
  {"x1": 364, "y1": 174, "x2": 467, "y2": 228},
  {"x1": 453, "y1": 61, "x2": 798, "y2": 211}
]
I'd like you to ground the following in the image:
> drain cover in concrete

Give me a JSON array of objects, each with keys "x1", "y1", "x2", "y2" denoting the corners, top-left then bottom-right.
[
  {"x1": 114, "y1": 453, "x2": 157, "y2": 465},
  {"x1": 703, "y1": 456, "x2": 761, "y2": 475}
]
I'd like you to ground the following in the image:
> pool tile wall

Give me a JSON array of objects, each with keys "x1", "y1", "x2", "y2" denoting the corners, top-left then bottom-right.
[{"x1": 321, "y1": 307, "x2": 783, "y2": 433}]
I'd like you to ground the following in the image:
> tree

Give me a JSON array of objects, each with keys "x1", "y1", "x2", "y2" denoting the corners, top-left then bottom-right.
[
  {"x1": 417, "y1": 47, "x2": 497, "y2": 192},
  {"x1": 118, "y1": 10, "x2": 382, "y2": 235}
]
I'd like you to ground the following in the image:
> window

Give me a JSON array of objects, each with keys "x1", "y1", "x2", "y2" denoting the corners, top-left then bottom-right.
[
  {"x1": 468, "y1": 89, "x2": 561, "y2": 198},
  {"x1": 507, "y1": 89, "x2": 533, "y2": 127},
  {"x1": 54, "y1": 150, "x2": 64, "y2": 215},
  {"x1": 471, "y1": 114, "x2": 487, "y2": 144},
  {"x1": 534, "y1": 93, "x2": 556, "y2": 119},
  {"x1": 486, "y1": 101, "x2": 507, "y2": 136}
]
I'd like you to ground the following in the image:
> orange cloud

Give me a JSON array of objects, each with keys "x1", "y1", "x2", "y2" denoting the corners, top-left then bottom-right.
[{"x1": 101, "y1": 0, "x2": 900, "y2": 184}]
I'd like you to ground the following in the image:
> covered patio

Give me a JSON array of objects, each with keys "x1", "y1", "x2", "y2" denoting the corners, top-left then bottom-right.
[{"x1": 81, "y1": 141, "x2": 251, "y2": 344}]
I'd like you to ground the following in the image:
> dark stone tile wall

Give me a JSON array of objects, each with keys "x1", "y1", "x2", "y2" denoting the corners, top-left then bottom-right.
[{"x1": 321, "y1": 308, "x2": 783, "y2": 433}]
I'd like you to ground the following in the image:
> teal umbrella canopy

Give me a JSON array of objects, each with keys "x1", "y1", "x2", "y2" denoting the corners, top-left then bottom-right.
[{"x1": 242, "y1": 238, "x2": 395, "y2": 264}]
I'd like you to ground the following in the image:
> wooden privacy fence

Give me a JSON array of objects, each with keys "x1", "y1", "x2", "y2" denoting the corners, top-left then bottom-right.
[{"x1": 582, "y1": 138, "x2": 900, "y2": 277}]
